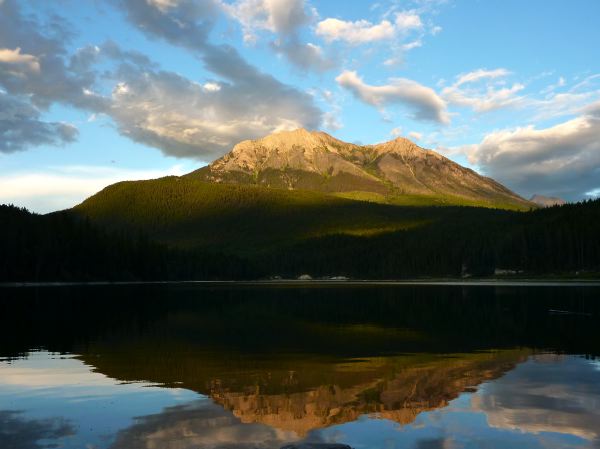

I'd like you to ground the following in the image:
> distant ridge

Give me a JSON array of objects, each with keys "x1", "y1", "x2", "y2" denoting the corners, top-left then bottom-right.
[
  {"x1": 188, "y1": 128, "x2": 533, "y2": 210},
  {"x1": 529, "y1": 194, "x2": 566, "y2": 208}
]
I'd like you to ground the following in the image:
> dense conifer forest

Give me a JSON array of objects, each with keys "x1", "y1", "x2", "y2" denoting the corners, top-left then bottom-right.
[{"x1": 1, "y1": 196, "x2": 599, "y2": 281}]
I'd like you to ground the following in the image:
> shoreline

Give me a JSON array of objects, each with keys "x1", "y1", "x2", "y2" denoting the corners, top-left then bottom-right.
[{"x1": 2, "y1": 278, "x2": 600, "y2": 288}]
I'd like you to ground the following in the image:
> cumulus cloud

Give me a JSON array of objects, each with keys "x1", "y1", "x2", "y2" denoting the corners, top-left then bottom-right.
[
  {"x1": 0, "y1": 0, "x2": 108, "y2": 111},
  {"x1": 271, "y1": 39, "x2": 335, "y2": 72},
  {"x1": 316, "y1": 11, "x2": 422, "y2": 45},
  {"x1": 316, "y1": 18, "x2": 395, "y2": 44},
  {"x1": 408, "y1": 131, "x2": 423, "y2": 141},
  {"x1": 115, "y1": 0, "x2": 322, "y2": 153},
  {"x1": 0, "y1": 47, "x2": 40, "y2": 73},
  {"x1": 0, "y1": 92, "x2": 78, "y2": 153},
  {"x1": 0, "y1": 0, "x2": 322, "y2": 159},
  {"x1": 336, "y1": 70, "x2": 449, "y2": 124},
  {"x1": 472, "y1": 356, "x2": 600, "y2": 441},
  {"x1": 222, "y1": 0, "x2": 312, "y2": 42},
  {"x1": 109, "y1": 66, "x2": 319, "y2": 159},
  {"x1": 442, "y1": 68, "x2": 525, "y2": 113},
  {"x1": 458, "y1": 104, "x2": 600, "y2": 200},
  {"x1": 223, "y1": 0, "x2": 333, "y2": 72}
]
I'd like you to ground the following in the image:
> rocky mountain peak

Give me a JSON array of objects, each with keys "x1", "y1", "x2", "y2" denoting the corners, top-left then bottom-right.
[{"x1": 188, "y1": 129, "x2": 533, "y2": 210}]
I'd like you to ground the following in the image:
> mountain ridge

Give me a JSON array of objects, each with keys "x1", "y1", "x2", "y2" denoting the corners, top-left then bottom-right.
[{"x1": 188, "y1": 128, "x2": 533, "y2": 210}]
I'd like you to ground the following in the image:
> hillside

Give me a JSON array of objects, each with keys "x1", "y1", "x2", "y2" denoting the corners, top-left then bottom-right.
[
  {"x1": 188, "y1": 129, "x2": 532, "y2": 210},
  {"x1": 73, "y1": 176, "x2": 459, "y2": 252}
]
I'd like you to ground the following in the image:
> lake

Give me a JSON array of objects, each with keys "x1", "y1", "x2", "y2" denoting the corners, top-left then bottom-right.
[{"x1": 1, "y1": 283, "x2": 599, "y2": 449}]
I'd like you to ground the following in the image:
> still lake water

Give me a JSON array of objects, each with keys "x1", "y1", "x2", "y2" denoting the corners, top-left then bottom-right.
[{"x1": 1, "y1": 283, "x2": 600, "y2": 449}]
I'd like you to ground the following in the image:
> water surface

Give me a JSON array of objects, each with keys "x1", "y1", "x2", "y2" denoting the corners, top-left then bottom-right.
[{"x1": 1, "y1": 284, "x2": 599, "y2": 448}]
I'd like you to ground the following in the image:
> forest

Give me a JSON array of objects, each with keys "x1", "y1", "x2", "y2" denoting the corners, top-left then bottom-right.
[{"x1": 1, "y1": 196, "x2": 599, "y2": 282}]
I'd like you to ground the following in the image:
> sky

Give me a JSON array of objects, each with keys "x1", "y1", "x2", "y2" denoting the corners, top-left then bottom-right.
[{"x1": 1, "y1": 0, "x2": 599, "y2": 213}]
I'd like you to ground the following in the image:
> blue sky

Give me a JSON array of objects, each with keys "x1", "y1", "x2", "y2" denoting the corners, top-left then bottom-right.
[{"x1": 1, "y1": 0, "x2": 599, "y2": 212}]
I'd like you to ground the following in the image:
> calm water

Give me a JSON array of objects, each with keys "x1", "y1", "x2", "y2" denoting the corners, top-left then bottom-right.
[{"x1": 1, "y1": 283, "x2": 600, "y2": 449}]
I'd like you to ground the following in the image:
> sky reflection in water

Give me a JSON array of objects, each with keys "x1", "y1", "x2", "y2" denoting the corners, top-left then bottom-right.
[
  {"x1": 1, "y1": 352, "x2": 599, "y2": 449},
  {"x1": 1, "y1": 284, "x2": 600, "y2": 448}
]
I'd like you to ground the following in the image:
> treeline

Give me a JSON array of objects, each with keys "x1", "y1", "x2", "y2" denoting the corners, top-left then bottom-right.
[
  {"x1": 1, "y1": 199, "x2": 599, "y2": 281},
  {"x1": 264, "y1": 198, "x2": 600, "y2": 278},
  {"x1": 0, "y1": 205, "x2": 255, "y2": 282}
]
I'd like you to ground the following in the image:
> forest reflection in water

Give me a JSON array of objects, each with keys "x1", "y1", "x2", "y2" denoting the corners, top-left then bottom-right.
[{"x1": 0, "y1": 283, "x2": 599, "y2": 448}]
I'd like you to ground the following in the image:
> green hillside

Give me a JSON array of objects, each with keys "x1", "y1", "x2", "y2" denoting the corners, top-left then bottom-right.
[{"x1": 73, "y1": 176, "x2": 459, "y2": 252}]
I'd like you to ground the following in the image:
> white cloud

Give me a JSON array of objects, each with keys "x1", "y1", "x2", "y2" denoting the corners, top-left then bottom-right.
[
  {"x1": 336, "y1": 70, "x2": 449, "y2": 124},
  {"x1": 455, "y1": 68, "x2": 511, "y2": 86},
  {"x1": 223, "y1": 0, "x2": 332, "y2": 71},
  {"x1": 203, "y1": 82, "x2": 221, "y2": 92},
  {"x1": 0, "y1": 164, "x2": 188, "y2": 213},
  {"x1": 0, "y1": 47, "x2": 40, "y2": 73},
  {"x1": 442, "y1": 68, "x2": 525, "y2": 112},
  {"x1": 223, "y1": 0, "x2": 312, "y2": 42},
  {"x1": 394, "y1": 11, "x2": 422, "y2": 30},
  {"x1": 402, "y1": 40, "x2": 422, "y2": 51},
  {"x1": 408, "y1": 131, "x2": 423, "y2": 141},
  {"x1": 315, "y1": 10, "x2": 423, "y2": 45},
  {"x1": 390, "y1": 126, "x2": 402, "y2": 137},
  {"x1": 456, "y1": 104, "x2": 600, "y2": 199},
  {"x1": 110, "y1": 68, "x2": 319, "y2": 159},
  {"x1": 316, "y1": 18, "x2": 395, "y2": 44}
]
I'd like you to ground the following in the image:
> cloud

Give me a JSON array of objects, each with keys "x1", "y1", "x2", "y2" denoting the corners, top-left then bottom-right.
[
  {"x1": 455, "y1": 68, "x2": 511, "y2": 86},
  {"x1": 271, "y1": 39, "x2": 335, "y2": 72},
  {"x1": 0, "y1": 92, "x2": 78, "y2": 153},
  {"x1": 0, "y1": 164, "x2": 188, "y2": 213},
  {"x1": 223, "y1": 0, "x2": 333, "y2": 72},
  {"x1": 114, "y1": 0, "x2": 323, "y2": 153},
  {"x1": 390, "y1": 126, "x2": 402, "y2": 137},
  {"x1": 472, "y1": 355, "x2": 600, "y2": 442},
  {"x1": 0, "y1": 47, "x2": 40, "y2": 73},
  {"x1": 109, "y1": 66, "x2": 319, "y2": 159},
  {"x1": 457, "y1": 104, "x2": 600, "y2": 199},
  {"x1": 222, "y1": 0, "x2": 312, "y2": 42},
  {"x1": 0, "y1": 411, "x2": 74, "y2": 449},
  {"x1": 336, "y1": 70, "x2": 449, "y2": 124},
  {"x1": 408, "y1": 131, "x2": 423, "y2": 141},
  {"x1": 442, "y1": 68, "x2": 525, "y2": 113},
  {"x1": 316, "y1": 18, "x2": 395, "y2": 44},
  {"x1": 0, "y1": 0, "x2": 322, "y2": 158},
  {"x1": 0, "y1": 0, "x2": 108, "y2": 111},
  {"x1": 110, "y1": 399, "x2": 301, "y2": 449},
  {"x1": 316, "y1": 10, "x2": 422, "y2": 45}
]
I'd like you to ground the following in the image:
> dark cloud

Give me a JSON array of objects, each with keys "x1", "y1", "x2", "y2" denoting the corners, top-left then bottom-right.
[
  {"x1": 0, "y1": 93, "x2": 78, "y2": 153},
  {"x1": 0, "y1": 410, "x2": 74, "y2": 449},
  {"x1": 0, "y1": 0, "x2": 322, "y2": 159},
  {"x1": 109, "y1": 399, "x2": 320, "y2": 449},
  {"x1": 108, "y1": 0, "x2": 322, "y2": 158},
  {"x1": 271, "y1": 39, "x2": 336, "y2": 73},
  {"x1": 463, "y1": 106, "x2": 600, "y2": 200},
  {"x1": 0, "y1": 0, "x2": 108, "y2": 112},
  {"x1": 472, "y1": 355, "x2": 600, "y2": 442}
]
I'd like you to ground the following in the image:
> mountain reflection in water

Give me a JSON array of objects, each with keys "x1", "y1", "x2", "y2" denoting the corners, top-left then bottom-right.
[{"x1": 0, "y1": 283, "x2": 599, "y2": 448}]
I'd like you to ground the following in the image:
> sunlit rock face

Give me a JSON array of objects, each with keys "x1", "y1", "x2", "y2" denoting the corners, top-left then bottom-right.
[
  {"x1": 206, "y1": 351, "x2": 528, "y2": 435},
  {"x1": 189, "y1": 128, "x2": 532, "y2": 209}
]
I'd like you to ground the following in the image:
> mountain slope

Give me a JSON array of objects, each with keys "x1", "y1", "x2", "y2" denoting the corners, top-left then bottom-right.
[
  {"x1": 73, "y1": 176, "x2": 447, "y2": 251},
  {"x1": 188, "y1": 129, "x2": 532, "y2": 210},
  {"x1": 530, "y1": 194, "x2": 567, "y2": 208}
]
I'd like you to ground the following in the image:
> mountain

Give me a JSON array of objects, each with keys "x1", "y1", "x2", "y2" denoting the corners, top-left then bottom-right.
[
  {"x1": 72, "y1": 176, "x2": 456, "y2": 252},
  {"x1": 530, "y1": 194, "x2": 567, "y2": 208},
  {"x1": 189, "y1": 129, "x2": 532, "y2": 210}
]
